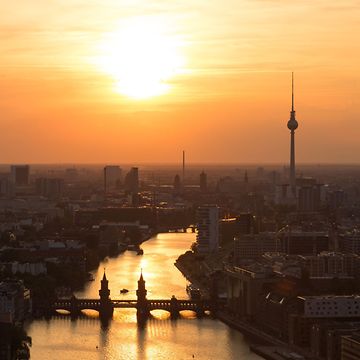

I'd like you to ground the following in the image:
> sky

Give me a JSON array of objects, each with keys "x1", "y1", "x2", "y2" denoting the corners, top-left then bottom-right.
[{"x1": 0, "y1": 0, "x2": 359, "y2": 164}]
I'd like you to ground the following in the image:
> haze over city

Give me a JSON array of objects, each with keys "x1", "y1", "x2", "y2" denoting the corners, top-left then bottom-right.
[
  {"x1": 1, "y1": 0, "x2": 359, "y2": 164},
  {"x1": 2, "y1": 2, "x2": 360, "y2": 360}
]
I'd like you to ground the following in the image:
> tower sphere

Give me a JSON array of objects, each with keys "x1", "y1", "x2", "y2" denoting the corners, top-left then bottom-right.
[{"x1": 287, "y1": 117, "x2": 298, "y2": 130}]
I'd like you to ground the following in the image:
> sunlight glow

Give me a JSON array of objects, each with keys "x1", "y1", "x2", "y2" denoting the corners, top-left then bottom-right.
[{"x1": 95, "y1": 17, "x2": 186, "y2": 99}]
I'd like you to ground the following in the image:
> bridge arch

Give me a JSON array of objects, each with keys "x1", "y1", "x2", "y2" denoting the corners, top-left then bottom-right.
[
  {"x1": 80, "y1": 309, "x2": 100, "y2": 317},
  {"x1": 179, "y1": 310, "x2": 197, "y2": 318},
  {"x1": 54, "y1": 309, "x2": 71, "y2": 315},
  {"x1": 149, "y1": 309, "x2": 171, "y2": 319}
]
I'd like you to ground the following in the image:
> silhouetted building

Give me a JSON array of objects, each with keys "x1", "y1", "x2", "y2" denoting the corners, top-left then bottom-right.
[
  {"x1": 310, "y1": 321, "x2": 360, "y2": 360},
  {"x1": 328, "y1": 189, "x2": 346, "y2": 210},
  {"x1": 225, "y1": 265, "x2": 277, "y2": 320},
  {"x1": 124, "y1": 167, "x2": 139, "y2": 193},
  {"x1": 10, "y1": 165, "x2": 29, "y2": 186},
  {"x1": 196, "y1": 205, "x2": 219, "y2": 253},
  {"x1": 300, "y1": 252, "x2": 360, "y2": 278},
  {"x1": 244, "y1": 170, "x2": 249, "y2": 184},
  {"x1": 220, "y1": 213, "x2": 257, "y2": 245},
  {"x1": 35, "y1": 178, "x2": 64, "y2": 198},
  {"x1": 275, "y1": 184, "x2": 294, "y2": 205},
  {"x1": 65, "y1": 168, "x2": 78, "y2": 181},
  {"x1": 0, "y1": 280, "x2": 31, "y2": 324},
  {"x1": 200, "y1": 171, "x2": 207, "y2": 192},
  {"x1": 173, "y1": 174, "x2": 181, "y2": 194},
  {"x1": 298, "y1": 184, "x2": 322, "y2": 212},
  {"x1": 233, "y1": 233, "x2": 278, "y2": 261},
  {"x1": 104, "y1": 165, "x2": 122, "y2": 193},
  {"x1": 281, "y1": 231, "x2": 329, "y2": 255},
  {"x1": 0, "y1": 174, "x2": 13, "y2": 197}
]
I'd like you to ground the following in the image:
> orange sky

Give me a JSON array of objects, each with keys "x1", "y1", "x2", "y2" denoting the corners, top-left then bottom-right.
[{"x1": 0, "y1": 0, "x2": 359, "y2": 164}]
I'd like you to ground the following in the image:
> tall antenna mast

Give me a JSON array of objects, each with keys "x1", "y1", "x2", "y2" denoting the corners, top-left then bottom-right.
[{"x1": 292, "y1": 71, "x2": 294, "y2": 112}]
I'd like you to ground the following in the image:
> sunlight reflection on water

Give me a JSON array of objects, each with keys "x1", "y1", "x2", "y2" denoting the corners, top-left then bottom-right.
[{"x1": 26, "y1": 233, "x2": 261, "y2": 360}]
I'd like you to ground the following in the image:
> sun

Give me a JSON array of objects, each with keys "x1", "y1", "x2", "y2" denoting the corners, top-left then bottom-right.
[{"x1": 95, "y1": 17, "x2": 185, "y2": 99}]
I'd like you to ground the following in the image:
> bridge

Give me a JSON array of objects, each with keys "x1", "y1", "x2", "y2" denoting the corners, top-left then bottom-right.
[{"x1": 50, "y1": 271, "x2": 214, "y2": 320}]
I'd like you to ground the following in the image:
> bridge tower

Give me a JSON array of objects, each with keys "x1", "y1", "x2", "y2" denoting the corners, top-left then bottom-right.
[
  {"x1": 99, "y1": 270, "x2": 114, "y2": 319},
  {"x1": 70, "y1": 295, "x2": 80, "y2": 318},
  {"x1": 136, "y1": 271, "x2": 149, "y2": 319},
  {"x1": 170, "y1": 295, "x2": 179, "y2": 319}
]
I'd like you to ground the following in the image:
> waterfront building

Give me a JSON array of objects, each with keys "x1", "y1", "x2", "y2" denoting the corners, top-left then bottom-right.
[
  {"x1": 341, "y1": 332, "x2": 360, "y2": 360},
  {"x1": 10, "y1": 165, "x2": 29, "y2": 186},
  {"x1": 256, "y1": 286, "x2": 299, "y2": 341},
  {"x1": 298, "y1": 295, "x2": 360, "y2": 318},
  {"x1": 0, "y1": 280, "x2": 31, "y2": 324},
  {"x1": 310, "y1": 321, "x2": 360, "y2": 360},
  {"x1": 224, "y1": 264, "x2": 277, "y2": 320},
  {"x1": 196, "y1": 205, "x2": 219, "y2": 253},
  {"x1": 104, "y1": 165, "x2": 122, "y2": 193}
]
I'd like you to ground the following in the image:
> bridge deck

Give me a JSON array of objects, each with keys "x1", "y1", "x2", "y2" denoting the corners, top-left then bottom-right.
[{"x1": 53, "y1": 298, "x2": 211, "y2": 310}]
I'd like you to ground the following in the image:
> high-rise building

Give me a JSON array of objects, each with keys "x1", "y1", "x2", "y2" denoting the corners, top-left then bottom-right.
[
  {"x1": 196, "y1": 205, "x2": 219, "y2": 253},
  {"x1": 173, "y1": 174, "x2": 181, "y2": 194},
  {"x1": 10, "y1": 165, "x2": 29, "y2": 186},
  {"x1": 104, "y1": 166, "x2": 122, "y2": 193},
  {"x1": 0, "y1": 173, "x2": 13, "y2": 197},
  {"x1": 200, "y1": 171, "x2": 207, "y2": 192},
  {"x1": 297, "y1": 180, "x2": 323, "y2": 212},
  {"x1": 124, "y1": 167, "x2": 139, "y2": 193},
  {"x1": 287, "y1": 73, "x2": 298, "y2": 195},
  {"x1": 35, "y1": 178, "x2": 64, "y2": 198}
]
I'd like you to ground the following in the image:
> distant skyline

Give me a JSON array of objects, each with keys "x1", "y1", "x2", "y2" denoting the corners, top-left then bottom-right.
[{"x1": 1, "y1": 1, "x2": 359, "y2": 164}]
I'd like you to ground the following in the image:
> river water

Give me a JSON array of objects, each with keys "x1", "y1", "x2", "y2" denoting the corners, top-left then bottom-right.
[{"x1": 26, "y1": 232, "x2": 261, "y2": 360}]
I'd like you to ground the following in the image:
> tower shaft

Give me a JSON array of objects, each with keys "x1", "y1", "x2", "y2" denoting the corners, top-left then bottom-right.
[
  {"x1": 290, "y1": 130, "x2": 296, "y2": 194},
  {"x1": 287, "y1": 72, "x2": 298, "y2": 196}
]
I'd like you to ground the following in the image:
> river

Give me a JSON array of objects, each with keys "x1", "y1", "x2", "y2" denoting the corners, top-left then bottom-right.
[{"x1": 26, "y1": 232, "x2": 261, "y2": 359}]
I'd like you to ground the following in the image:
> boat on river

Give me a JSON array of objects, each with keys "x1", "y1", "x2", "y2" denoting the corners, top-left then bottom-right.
[{"x1": 120, "y1": 288, "x2": 129, "y2": 294}]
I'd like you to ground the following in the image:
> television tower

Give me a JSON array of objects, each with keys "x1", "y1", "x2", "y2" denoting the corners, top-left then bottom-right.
[{"x1": 287, "y1": 72, "x2": 298, "y2": 195}]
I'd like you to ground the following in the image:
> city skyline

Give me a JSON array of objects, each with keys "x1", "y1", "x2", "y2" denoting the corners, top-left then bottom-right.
[
  {"x1": 1, "y1": 1, "x2": 359, "y2": 164},
  {"x1": 2, "y1": 2, "x2": 360, "y2": 360}
]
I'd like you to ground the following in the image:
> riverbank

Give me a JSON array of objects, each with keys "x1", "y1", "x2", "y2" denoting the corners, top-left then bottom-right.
[{"x1": 174, "y1": 250, "x2": 313, "y2": 360}]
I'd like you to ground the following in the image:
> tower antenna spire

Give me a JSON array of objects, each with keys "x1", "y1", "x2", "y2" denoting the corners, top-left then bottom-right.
[{"x1": 292, "y1": 72, "x2": 294, "y2": 112}]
